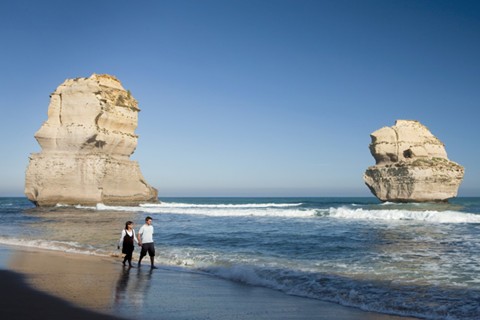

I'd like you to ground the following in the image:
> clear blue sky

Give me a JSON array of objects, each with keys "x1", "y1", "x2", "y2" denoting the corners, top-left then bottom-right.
[{"x1": 1, "y1": 0, "x2": 479, "y2": 197}]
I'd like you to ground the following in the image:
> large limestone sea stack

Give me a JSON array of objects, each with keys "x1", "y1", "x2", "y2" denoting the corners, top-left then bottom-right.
[
  {"x1": 363, "y1": 120, "x2": 464, "y2": 202},
  {"x1": 25, "y1": 74, "x2": 158, "y2": 206}
]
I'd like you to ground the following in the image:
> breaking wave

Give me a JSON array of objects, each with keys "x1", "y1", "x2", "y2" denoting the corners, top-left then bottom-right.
[
  {"x1": 94, "y1": 202, "x2": 316, "y2": 218},
  {"x1": 56, "y1": 201, "x2": 480, "y2": 223},
  {"x1": 326, "y1": 207, "x2": 480, "y2": 223},
  {"x1": 141, "y1": 202, "x2": 303, "y2": 208}
]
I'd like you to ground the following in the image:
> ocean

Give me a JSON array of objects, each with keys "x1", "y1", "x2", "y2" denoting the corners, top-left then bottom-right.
[{"x1": 1, "y1": 197, "x2": 480, "y2": 319}]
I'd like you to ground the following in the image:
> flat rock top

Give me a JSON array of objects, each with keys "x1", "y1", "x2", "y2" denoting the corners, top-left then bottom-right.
[{"x1": 61, "y1": 73, "x2": 125, "y2": 90}]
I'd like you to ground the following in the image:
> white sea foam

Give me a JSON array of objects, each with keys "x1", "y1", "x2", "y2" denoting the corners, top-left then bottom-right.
[
  {"x1": 141, "y1": 202, "x2": 303, "y2": 208},
  {"x1": 0, "y1": 236, "x2": 109, "y2": 256},
  {"x1": 328, "y1": 207, "x2": 480, "y2": 223},
  {"x1": 380, "y1": 201, "x2": 397, "y2": 206},
  {"x1": 60, "y1": 201, "x2": 480, "y2": 223},
  {"x1": 93, "y1": 202, "x2": 316, "y2": 218},
  {"x1": 0, "y1": 203, "x2": 13, "y2": 206},
  {"x1": 55, "y1": 203, "x2": 97, "y2": 210}
]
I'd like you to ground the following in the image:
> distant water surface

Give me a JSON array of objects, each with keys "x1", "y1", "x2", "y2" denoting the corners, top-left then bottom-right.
[{"x1": 1, "y1": 197, "x2": 480, "y2": 319}]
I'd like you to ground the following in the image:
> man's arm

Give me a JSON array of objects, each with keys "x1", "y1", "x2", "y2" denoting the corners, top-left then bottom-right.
[{"x1": 137, "y1": 226, "x2": 143, "y2": 246}]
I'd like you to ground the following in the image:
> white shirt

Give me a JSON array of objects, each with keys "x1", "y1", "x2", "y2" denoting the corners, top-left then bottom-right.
[
  {"x1": 118, "y1": 229, "x2": 138, "y2": 247},
  {"x1": 138, "y1": 224, "x2": 154, "y2": 243}
]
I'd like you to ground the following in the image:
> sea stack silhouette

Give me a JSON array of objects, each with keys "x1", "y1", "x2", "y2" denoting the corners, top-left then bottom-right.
[
  {"x1": 25, "y1": 74, "x2": 158, "y2": 206},
  {"x1": 363, "y1": 120, "x2": 464, "y2": 202}
]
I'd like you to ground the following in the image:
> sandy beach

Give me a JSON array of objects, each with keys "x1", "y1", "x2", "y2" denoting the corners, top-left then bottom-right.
[{"x1": 0, "y1": 245, "x2": 420, "y2": 320}]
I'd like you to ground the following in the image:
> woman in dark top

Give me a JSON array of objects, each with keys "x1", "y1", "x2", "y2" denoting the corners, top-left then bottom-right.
[{"x1": 118, "y1": 221, "x2": 138, "y2": 267}]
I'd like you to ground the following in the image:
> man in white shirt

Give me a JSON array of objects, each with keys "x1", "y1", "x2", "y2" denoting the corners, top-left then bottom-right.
[{"x1": 137, "y1": 216, "x2": 157, "y2": 269}]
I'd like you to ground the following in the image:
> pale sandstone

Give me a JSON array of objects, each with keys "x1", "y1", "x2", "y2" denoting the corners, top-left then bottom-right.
[
  {"x1": 25, "y1": 74, "x2": 158, "y2": 206},
  {"x1": 364, "y1": 120, "x2": 464, "y2": 202}
]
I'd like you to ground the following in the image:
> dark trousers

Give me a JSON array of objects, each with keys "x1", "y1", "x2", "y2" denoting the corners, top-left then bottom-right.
[{"x1": 122, "y1": 244, "x2": 134, "y2": 265}]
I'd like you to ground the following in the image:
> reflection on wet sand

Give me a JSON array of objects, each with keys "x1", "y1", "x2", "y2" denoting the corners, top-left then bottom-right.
[
  {"x1": 8, "y1": 247, "x2": 157, "y2": 316},
  {"x1": 114, "y1": 266, "x2": 153, "y2": 311}
]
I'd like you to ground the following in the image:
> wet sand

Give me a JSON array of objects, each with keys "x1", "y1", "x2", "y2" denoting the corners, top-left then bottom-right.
[{"x1": 0, "y1": 245, "x2": 418, "y2": 320}]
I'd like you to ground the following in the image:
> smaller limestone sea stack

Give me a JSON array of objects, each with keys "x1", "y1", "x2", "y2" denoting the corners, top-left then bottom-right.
[
  {"x1": 364, "y1": 120, "x2": 464, "y2": 202},
  {"x1": 25, "y1": 74, "x2": 158, "y2": 206}
]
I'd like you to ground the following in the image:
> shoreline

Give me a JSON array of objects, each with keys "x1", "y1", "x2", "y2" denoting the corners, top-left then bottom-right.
[{"x1": 0, "y1": 244, "x2": 419, "y2": 320}]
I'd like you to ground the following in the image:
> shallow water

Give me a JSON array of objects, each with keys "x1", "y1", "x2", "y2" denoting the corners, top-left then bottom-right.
[{"x1": 1, "y1": 197, "x2": 480, "y2": 319}]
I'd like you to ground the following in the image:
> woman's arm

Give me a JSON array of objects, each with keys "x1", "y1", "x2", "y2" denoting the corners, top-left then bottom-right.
[
  {"x1": 133, "y1": 229, "x2": 139, "y2": 245},
  {"x1": 118, "y1": 229, "x2": 126, "y2": 248}
]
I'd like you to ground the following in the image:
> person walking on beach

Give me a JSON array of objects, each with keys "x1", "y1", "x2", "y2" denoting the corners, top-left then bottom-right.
[
  {"x1": 118, "y1": 221, "x2": 138, "y2": 268},
  {"x1": 137, "y1": 216, "x2": 157, "y2": 269}
]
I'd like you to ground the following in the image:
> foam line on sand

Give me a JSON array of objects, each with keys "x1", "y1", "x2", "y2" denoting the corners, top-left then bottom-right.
[{"x1": 0, "y1": 245, "x2": 418, "y2": 320}]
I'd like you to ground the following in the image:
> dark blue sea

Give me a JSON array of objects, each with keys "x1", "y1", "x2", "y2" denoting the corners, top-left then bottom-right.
[{"x1": 1, "y1": 197, "x2": 480, "y2": 319}]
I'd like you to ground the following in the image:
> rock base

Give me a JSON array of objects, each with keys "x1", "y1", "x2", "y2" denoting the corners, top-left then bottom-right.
[
  {"x1": 364, "y1": 159, "x2": 464, "y2": 202},
  {"x1": 26, "y1": 154, "x2": 158, "y2": 206}
]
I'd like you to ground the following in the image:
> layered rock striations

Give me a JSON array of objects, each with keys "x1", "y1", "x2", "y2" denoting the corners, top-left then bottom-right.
[
  {"x1": 25, "y1": 74, "x2": 158, "y2": 206},
  {"x1": 363, "y1": 120, "x2": 464, "y2": 202}
]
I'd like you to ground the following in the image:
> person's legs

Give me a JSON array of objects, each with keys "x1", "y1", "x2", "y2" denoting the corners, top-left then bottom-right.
[
  {"x1": 138, "y1": 245, "x2": 147, "y2": 266},
  {"x1": 147, "y1": 244, "x2": 157, "y2": 268},
  {"x1": 122, "y1": 247, "x2": 129, "y2": 266},
  {"x1": 126, "y1": 250, "x2": 133, "y2": 267}
]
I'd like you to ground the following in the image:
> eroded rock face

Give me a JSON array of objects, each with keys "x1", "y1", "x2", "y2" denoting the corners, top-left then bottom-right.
[
  {"x1": 25, "y1": 74, "x2": 158, "y2": 206},
  {"x1": 363, "y1": 120, "x2": 464, "y2": 202}
]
